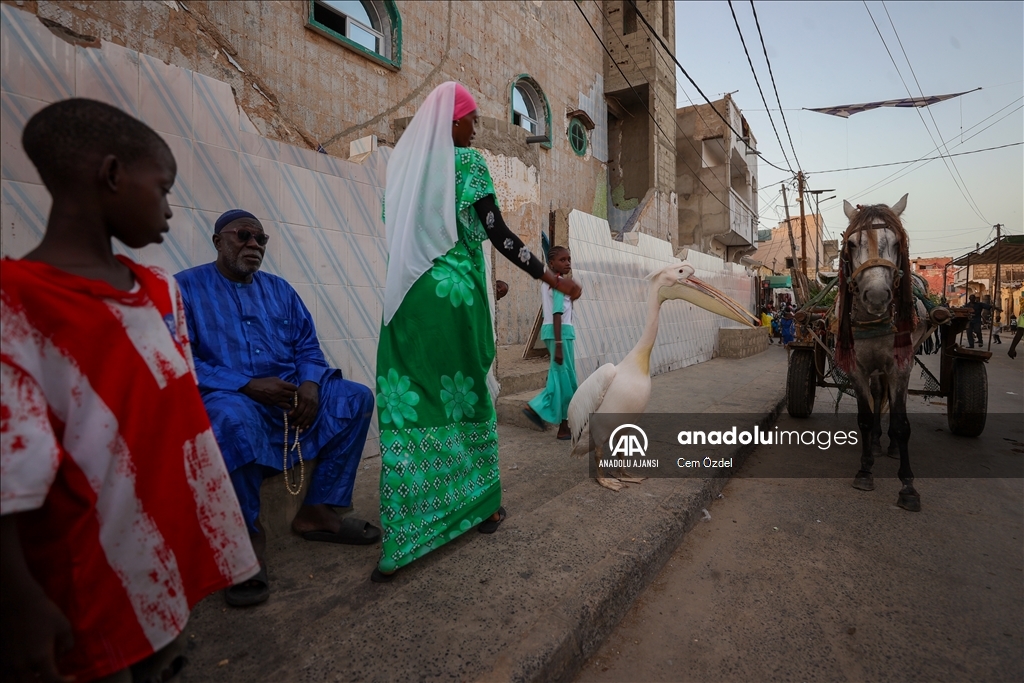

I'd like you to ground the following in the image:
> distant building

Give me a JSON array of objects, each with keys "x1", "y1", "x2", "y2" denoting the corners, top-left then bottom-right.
[
  {"x1": 910, "y1": 257, "x2": 954, "y2": 299},
  {"x1": 675, "y1": 94, "x2": 758, "y2": 263},
  {"x1": 749, "y1": 214, "x2": 837, "y2": 278}
]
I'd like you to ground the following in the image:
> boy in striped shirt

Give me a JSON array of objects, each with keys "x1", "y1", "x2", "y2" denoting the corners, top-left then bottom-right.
[{"x1": 1, "y1": 99, "x2": 258, "y2": 682}]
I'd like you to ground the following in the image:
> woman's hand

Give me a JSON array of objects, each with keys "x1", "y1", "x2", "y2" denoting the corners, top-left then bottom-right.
[
  {"x1": 554, "y1": 276, "x2": 582, "y2": 300},
  {"x1": 554, "y1": 344, "x2": 564, "y2": 365}
]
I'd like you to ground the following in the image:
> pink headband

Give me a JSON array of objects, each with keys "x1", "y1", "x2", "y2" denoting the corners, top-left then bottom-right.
[{"x1": 453, "y1": 83, "x2": 477, "y2": 121}]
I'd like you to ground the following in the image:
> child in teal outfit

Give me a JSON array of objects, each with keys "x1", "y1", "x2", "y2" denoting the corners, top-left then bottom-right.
[{"x1": 524, "y1": 246, "x2": 578, "y2": 439}]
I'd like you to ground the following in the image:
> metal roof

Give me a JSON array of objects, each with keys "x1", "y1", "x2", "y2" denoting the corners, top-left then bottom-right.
[{"x1": 952, "y1": 235, "x2": 1024, "y2": 266}]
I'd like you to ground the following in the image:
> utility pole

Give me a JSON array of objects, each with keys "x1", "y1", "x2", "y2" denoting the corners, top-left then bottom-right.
[
  {"x1": 781, "y1": 182, "x2": 802, "y2": 304},
  {"x1": 988, "y1": 223, "x2": 1003, "y2": 351},
  {"x1": 797, "y1": 172, "x2": 807, "y2": 280}
]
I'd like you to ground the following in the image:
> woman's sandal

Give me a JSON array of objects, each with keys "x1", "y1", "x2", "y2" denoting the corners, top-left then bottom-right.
[
  {"x1": 478, "y1": 506, "x2": 507, "y2": 534},
  {"x1": 371, "y1": 568, "x2": 396, "y2": 583},
  {"x1": 522, "y1": 407, "x2": 547, "y2": 430}
]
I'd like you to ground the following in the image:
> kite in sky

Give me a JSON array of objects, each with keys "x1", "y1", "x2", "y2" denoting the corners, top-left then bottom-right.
[{"x1": 805, "y1": 88, "x2": 981, "y2": 118}]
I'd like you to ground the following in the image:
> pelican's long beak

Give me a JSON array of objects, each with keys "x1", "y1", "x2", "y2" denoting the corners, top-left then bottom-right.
[{"x1": 659, "y1": 277, "x2": 758, "y2": 327}]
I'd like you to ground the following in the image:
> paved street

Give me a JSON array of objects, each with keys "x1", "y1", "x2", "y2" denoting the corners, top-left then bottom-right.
[{"x1": 579, "y1": 346, "x2": 1024, "y2": 682}]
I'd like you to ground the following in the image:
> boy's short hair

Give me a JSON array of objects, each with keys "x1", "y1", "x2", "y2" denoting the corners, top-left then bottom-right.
[{"x1": 22, "y1": 98, "x2": 170, "y2": 191}]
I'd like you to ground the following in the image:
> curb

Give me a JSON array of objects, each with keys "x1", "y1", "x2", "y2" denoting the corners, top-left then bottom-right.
[{"x1": 479, "y1": 391, "x2": 788, "y2": 683}]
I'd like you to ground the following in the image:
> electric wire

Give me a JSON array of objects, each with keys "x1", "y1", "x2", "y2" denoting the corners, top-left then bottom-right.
[
  {"x1": 592, "y1": 0, "x2": 734, "y2": 202},
  {"x1": 627, "y1": 0, "x2": 793, "y2": 174},
  {"x1": 572, "y1": 0, "x2": 732, "y2": 211},
  {"x1": 807, "y1": 142, "x2": 1022, "y2": 174},
  {"x1": 726, "y1": 0, "x2": 794, "y2": 173},
  {"x1": 821, "y1": 98, "x2": 1023, "y2": 208},
  {"x1": 881, "y1": 1, "x2": 989, "y2": 223},
  {"x1": 863, "y1": 1, "x2": 989, "y2": 224},
  {"x1": 749, "y1": 0, "x2": 803, "y2": 171}
]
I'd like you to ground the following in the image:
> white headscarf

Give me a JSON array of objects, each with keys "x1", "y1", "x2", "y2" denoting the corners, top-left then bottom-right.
[{"x1": 382, "y1": 82, "x2": 458, "y2": 325}]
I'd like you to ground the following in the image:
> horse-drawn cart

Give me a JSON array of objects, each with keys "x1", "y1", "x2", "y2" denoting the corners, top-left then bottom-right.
[{"x1": 785, "y1": 286, "x2": 990, "y2": 437}]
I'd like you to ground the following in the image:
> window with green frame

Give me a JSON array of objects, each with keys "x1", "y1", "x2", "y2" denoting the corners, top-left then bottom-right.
[
  {"x1": 568, "y1": 117, "x2": 588, "y2": 156},
  {"x1": 307, "y1": 1, "x2": 402, "y2": 70},
  {"x1": 509, "y1": 75, "x2": 551, "y2": 149}
]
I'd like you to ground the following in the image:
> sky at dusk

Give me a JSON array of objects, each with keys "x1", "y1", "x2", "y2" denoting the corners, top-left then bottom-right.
[{"x1": 672, "y1": 0, "x2": 1023, "y2": 260}]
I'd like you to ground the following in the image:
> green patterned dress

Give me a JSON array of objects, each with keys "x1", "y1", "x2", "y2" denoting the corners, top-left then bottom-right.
[{"x1": 376, "y1": 147, "x2": 501, "y2": 573}]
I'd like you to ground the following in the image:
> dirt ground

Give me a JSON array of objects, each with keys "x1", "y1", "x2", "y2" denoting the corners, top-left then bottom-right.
[{"x1": 578, "y1": 349, "x2": 1023, "y2": 683}]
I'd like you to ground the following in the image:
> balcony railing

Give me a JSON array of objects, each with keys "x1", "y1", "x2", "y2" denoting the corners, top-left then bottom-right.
[{"x1": 729, "y1": 188, "x2": 756, "y2": 246}]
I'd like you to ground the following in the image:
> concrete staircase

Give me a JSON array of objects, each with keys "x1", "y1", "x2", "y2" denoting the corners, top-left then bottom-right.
[{"x1": 494, "y1": 343, "x2": 551, "y2": 431}]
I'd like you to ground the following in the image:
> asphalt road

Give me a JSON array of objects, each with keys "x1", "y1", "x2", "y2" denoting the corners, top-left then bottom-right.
[{"x1": 578, "y1": 346, "x2": 1023, "y2": 683}]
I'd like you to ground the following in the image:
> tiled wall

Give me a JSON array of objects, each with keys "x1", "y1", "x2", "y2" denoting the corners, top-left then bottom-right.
[
  {"x1": 0, "y1": 3, "x2": 389, "y2": 454},
  {"x1": 568, "y1": 211, "x2": 755, "y2": 382}
]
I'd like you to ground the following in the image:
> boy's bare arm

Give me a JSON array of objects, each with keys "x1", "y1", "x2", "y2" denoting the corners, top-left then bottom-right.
[{"x1": 1, "y1": 515, "x2": 75, "y2": 683}]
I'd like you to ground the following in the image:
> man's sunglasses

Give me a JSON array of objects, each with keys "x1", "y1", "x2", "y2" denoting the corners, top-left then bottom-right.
[{"x1": 221, "y1": 229, "x2": 269, "y2": 246}]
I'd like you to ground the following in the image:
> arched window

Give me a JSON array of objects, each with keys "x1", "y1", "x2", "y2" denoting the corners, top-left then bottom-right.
[
  {"x1": 307, "y1": 1, "x2": 402, "y2": 70},
  {"x1": 509, "y1": 76, "x2": 551, "y2": 149}
]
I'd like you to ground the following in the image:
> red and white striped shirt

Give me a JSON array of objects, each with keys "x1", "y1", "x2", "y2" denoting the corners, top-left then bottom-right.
[{"x1": 1, "y1": 257, "x2": 258, "y2": 682}]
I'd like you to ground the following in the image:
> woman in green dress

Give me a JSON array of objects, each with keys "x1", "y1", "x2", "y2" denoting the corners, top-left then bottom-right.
[{"x1": 373, "y1": 82, "x2": 581, "y2": 581}]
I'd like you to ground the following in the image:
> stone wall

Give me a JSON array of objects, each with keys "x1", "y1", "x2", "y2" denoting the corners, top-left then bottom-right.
[{"x1": 718, "y1": 326, "x2": 770, "y2": 359}]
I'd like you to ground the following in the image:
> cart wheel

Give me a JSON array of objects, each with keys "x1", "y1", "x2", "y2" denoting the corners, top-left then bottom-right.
[
  {"x1": 787, "y1": 349, "x2": 816, "y2": 418},
  {"x1": 947, "y1": 359, "x2": 987, "y2": 437}
]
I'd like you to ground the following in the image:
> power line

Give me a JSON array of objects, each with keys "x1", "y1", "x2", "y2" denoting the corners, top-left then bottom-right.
[
  {"x1": 626, "y1": 0, "x2": 793, "y2": 174},
  {"x1": 876, "y1": 3, "x2": 987, "y2": 227},
  {"x1": 572, "y1": 1, "x2": 732, "y2": 212},
  {"x1": 726, "y1": 0, "x2": 794, "y2": 173},
  {"x1": 821, "y1": 98, "x2": 1023, "y2": 208},
  {"x1": 593, "y1": 0, "x2": 733, "y2": 202},
  {"x1": 863, "y1": 1, "x2": 989, "y2": 224},
  {"x1": 749, "y1": 0, "x2": 802, "y2": 171},
  {"x1": 807, "y1": 142, "x2": 1022, "y2": 174},
  {"x1": 881, "y1": 0, "x2": 989, "y2": 224},
  {"x1": 627, "y1": 0, "x2": 784, "y2": 196}
]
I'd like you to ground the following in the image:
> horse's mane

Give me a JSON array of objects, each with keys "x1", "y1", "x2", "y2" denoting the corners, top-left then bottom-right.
[{"x1": 835, "y1": 203, "x2": 916, "y2": 373}]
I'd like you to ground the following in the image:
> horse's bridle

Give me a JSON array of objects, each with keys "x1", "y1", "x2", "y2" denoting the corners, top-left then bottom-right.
[{"x1": 842, "y1": 220, "x2": 903, "y2": 288}]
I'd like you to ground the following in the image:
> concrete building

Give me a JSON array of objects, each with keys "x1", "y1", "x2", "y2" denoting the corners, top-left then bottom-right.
[
  {"x1": 910, "y1": 257, "x2": 954, "y2": 299},
  {"x1": 749, "y1": 214, "x2": 837, "y2": 279},
  {"x1": 600, "y1": 0, "x2": 679, "y2": 247},
  {"x1": 675, "y1": 94, "x2": 758, "y2": 263}
]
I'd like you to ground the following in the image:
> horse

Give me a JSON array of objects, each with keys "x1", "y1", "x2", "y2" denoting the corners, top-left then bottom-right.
[{"x1": 834, "y1": 195, "x2": 931, "y2": 512}]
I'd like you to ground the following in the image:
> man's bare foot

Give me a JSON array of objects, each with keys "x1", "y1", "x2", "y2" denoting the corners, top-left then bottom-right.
[{"x1": 291, "y1": 503, "x2": 341, "y2": 535}]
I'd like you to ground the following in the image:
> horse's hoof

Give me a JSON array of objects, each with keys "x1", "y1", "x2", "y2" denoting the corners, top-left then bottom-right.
[
  {"x1": 885, "y1": 446, "x2": 899, "y2": 460},
  {"x1": 852, "y1": 474, "x2": 874, "y2": 491},
  {"x1": 897, "y1": 493, "x2": 921, "y2": 512}
]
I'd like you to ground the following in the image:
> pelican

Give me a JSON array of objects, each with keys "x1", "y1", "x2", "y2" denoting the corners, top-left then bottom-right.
[{"x1": 568, "y1": 262, "x2": 757, "y2": 491}]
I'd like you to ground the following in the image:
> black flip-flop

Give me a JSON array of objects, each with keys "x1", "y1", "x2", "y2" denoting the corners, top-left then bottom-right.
[
  {"x1": 370, "y1": 568, "x2": 396, "y2": 583},
  {"x1": 478, "y1": 506, "x2": 507, "y2": 534},
  {"x1": 302, "y1": 517, "x2": 381, "y2": 545},
  {"x1": 225, "y1": 563, "x2": 269, "y2": 607},
  {"x1": 522, "y1": 407, "x2": 547, "y2": 430}
]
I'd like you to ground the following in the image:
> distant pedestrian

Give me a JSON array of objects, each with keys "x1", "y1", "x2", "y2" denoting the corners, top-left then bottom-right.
[
  {"x1": 760, "y1": 307, "x2": 775, "y2": 344},
  {"x1": 523, "y1": 246, "x2": 578, "y2": 439},
  {"x1": 1008, "y1": 294, "x2": 1024, "y2": 360},
  {"x1": 964, "y1": 295, "x2": 998, "y2": 348},
  {"x1": 780, "y1": 305, "x2": 796, "y2": 346}
]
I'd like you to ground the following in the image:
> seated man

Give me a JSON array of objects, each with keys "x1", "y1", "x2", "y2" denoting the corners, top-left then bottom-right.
[{"x1": 176, "y1": 209, "x2": 378, "y2": 607}]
